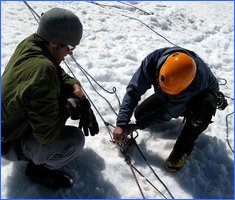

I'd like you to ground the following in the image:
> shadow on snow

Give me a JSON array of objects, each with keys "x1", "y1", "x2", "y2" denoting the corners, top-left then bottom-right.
[
  {"x1": 3, "y1": 148, "x2": 120, "y2": 198},
  {"x1": 126, "y1": 119, "x2": 234, "y2": 199}
]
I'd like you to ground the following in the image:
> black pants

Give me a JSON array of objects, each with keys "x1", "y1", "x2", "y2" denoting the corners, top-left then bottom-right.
[{"x1": 134, "y1": 91, "x2": 217, "y2": 154}]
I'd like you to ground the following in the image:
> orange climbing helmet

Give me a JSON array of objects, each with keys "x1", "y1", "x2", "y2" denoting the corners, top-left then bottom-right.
[{"x1": 159, "y1": 52, "x2": 197, "y2": 95}]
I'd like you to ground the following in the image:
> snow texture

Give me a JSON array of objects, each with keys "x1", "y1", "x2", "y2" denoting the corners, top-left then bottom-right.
[{"x1": 1, "y1": 1, "x2": 234, "y2": 199}]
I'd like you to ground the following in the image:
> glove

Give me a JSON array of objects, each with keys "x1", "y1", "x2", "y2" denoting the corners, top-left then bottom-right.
[
  {"x1": 217, "y1": 91, "x2": 228, "y2": 110},
  {"x1": 66, "y1": 98, "x2": 83, "y2": 120},
  {"x1": 79, "y1": 106, "x2": 99, "y2": 136},
  {"x1": 66, "y1": 98, "x2": 91, "y2": 120}
]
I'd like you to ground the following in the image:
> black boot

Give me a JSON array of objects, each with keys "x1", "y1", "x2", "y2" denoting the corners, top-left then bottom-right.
[
  {"x1": 164, "y1": 149, "x2": 189, "y2": 172},
  {"x1": 25, "y1": 162, "x2": 74, "y2": 188}
]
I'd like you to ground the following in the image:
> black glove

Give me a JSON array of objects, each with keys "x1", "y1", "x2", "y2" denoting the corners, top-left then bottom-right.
[
  {"x1": 79, "y1": 107, "x2": 99, "y2": 136},
  {"x1": 217, "y1": 91, "x2": 228, "y2": 110},
  {"x1": 66, "y1": 98, "x2": 83, "y2": 120}
]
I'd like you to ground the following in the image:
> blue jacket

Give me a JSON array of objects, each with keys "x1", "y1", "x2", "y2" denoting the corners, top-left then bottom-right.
[{"x1": 116, "y1": 46, "x2": 219, "y2": 127}]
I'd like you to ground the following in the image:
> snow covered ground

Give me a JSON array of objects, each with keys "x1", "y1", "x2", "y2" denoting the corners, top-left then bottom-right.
[{"x1": 1, "y1": 1, "x2": 234, "y2": 199}]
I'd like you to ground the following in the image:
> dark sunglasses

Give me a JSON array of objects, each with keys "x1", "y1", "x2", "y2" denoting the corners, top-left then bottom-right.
[
  {"x1": 67, "y1": 45, "x2": 76, "y2": 54},
  {"x1": 59, "y1": 44, "x2": 76, "y2": 54}
]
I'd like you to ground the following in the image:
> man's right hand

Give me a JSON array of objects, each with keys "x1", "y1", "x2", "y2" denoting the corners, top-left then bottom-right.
[
  {"x1": 112, "y1": 124, "x2": 139, "y2": 145},
  {"x1": 113, "y1": 126, "x2": 127, "y2": 145}
]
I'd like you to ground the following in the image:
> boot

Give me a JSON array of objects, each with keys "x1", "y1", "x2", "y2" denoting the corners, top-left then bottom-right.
[
  {"x1": 25, "y1": 162, "x2": 74, "y2": 188},
  {"x1": 164, "y1": 149, "x2": 189, "y2": 172}
]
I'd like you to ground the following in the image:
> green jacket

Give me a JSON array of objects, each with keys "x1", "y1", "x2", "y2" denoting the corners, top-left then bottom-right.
[{"x1": 2, "y1": 34, "x2": 80, "y2": 144}]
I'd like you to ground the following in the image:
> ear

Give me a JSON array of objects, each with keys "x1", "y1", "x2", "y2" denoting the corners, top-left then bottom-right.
[{"x1": 46, "y1": 42, "x2": 59, "y2": 53}]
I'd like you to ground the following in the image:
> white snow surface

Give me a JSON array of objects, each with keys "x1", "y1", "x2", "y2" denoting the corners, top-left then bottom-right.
[{"x1": 1, "y1": 1, "x2": 234, "y2": 199}]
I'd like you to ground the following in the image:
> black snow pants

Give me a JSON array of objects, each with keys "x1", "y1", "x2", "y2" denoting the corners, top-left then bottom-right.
[{"x1": 134, "y1": 90, "x2": 217, "y2": 155}]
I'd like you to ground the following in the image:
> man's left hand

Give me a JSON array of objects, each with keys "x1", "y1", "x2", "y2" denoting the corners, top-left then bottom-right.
[
  {"x1": 79, "y1": 106, "x2": 99, "y2": 136},
  {"x1": 73, "y1": 84, "x2": 85, "y2": 100}
]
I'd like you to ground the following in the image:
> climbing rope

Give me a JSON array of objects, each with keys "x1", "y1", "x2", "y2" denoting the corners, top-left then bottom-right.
[
  {"x1": 124, "y1": 155, "x2": 146, "y2": 199},
  {"x1": 23, "y1": 1, "x2": 40, "y2": 23},
  {"x1": 226, "y1": 111, "x2": 234, "y2": 153},
  {"x1": 88, "y1": 1, "x2": 178, "y2": 47},
  {"x1": 218, "y1": 78, "x2": 234, "y2": 154},
  {"x1": 21, "y1": 1, "x2": 233, "y2": 198},
  {"x1": 118, "y1": 1, "x2": 152, "y2": 15},
  {"x1": 89, "y1": 0, "x2": 235, "y2": 156},
  {"x1": 22, "y1": 2, "x2": 173, "y2": 198},
  {"x1": 68, "y1": 54, "x2": 174, "y2": 198}
]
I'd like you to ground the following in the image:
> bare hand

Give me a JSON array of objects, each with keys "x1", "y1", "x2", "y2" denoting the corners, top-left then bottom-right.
[
  {"x1": 112, "y1": 126, "x2": 127, "y2": 145},
  {"x1": 73, "y1": 84, "x2": 85, "y2": 99}
]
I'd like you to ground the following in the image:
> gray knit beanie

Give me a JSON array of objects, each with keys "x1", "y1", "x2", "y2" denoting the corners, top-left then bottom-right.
[{"x1": 37, "y1": 7, "x2": 83, "y2": 46}]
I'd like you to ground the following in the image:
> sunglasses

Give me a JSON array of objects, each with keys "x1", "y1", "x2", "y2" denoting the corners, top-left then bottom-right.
[
  {"x1": 67, "y1": 45, "x2": 76, "y2": 54},
  {"x1": 59, "y1": 44, "x2": 76, "y2": 54}
]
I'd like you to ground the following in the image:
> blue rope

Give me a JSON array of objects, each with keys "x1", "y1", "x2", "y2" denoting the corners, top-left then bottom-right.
[
  {"x1": 225, "y1": 111, "x2": 234, "y2": 153},
  {"x1": 70, "y1": 55, "x2": 121, "y2": 115},
  {"x1": 23, "y1": 1, "x2": 40, "y2": 22},
  {"x1": 22, "y1": 2, "x2": 232, "y2": 197}
]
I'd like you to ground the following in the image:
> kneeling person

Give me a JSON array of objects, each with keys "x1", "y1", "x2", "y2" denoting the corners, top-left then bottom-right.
[
  {"x1": 112, "y1": 47, "x2": 227, "y2": 171},
  {"x1": 2, "y1": 7, "x2": 99, "y2": 188}
]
